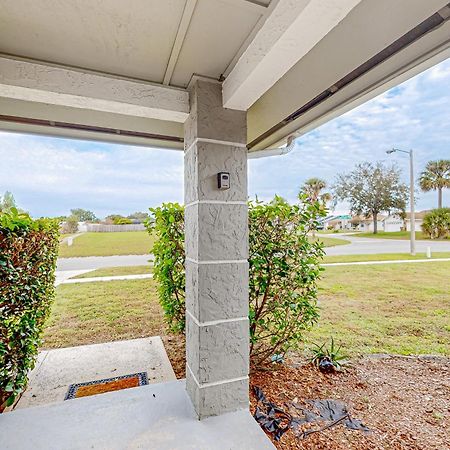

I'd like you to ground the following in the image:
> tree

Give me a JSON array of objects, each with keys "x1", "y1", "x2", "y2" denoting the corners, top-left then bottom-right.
[
  {"x1": 70, "y1": 208, "x2": 97, "y2": 222},
  {"x1": 333, "y1": 161, "x2": 408, "y2": 234},
  {"x1": 299, "y1": 178, "x2": 331, "y2": 205},
  {"x1": 127, "y1": 211, "x2": 149, "y2": 222},
  {"x1": 419, "y1": 160, "x2": 450, "y2": 209},
  {"x1": 299, "y1": 178, "x2": 331, "y2": 237},
  {"x1": 0, "y1": 191, "x2": 17, "y2": 213}
]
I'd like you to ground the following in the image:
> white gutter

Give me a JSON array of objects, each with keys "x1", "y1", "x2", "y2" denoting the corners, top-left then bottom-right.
[{"x1": 248, "y1": 135, "x2": 295, "y2": 159}]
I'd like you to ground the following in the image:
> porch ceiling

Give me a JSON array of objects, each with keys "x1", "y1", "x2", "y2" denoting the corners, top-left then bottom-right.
[{"x1": 0, "y1": 0, "x2": 449, "y2": 150}]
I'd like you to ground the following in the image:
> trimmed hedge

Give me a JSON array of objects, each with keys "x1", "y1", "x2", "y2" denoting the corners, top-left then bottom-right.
[
  {"x1": 146, "y1": 196, "x2": 325, "y2": 366},
  {"x1": 0, "y1": 209, "x2": 59, "y2": 410}
]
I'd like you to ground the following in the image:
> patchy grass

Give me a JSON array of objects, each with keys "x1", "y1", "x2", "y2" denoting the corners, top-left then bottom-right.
[
  {"x1": 43, "y1": 279, "x2": 165, "y2": 348},
  {"x1": 44, "y1": 262, "x2": 449, "y2": 360},
  {"x1": 323, "y1": 252, "x2": 450, "y2": 263},
  {"x1": 58, "y1": 231, "x2": 154, "y2": 257},
  {"x1": 356, "y1": 231, "x2": 447, "y2": 240},
  {"x1": 305, "y1": 261, "x2": 450, "y2": 356},
  {"x1": 73, "y1": 265, "x2": 153, "y2": 279}
]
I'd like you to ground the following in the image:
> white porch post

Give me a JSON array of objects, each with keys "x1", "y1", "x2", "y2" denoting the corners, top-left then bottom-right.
[{"x1": 184, "y1": 79, "x2": 249, "y2": 419}]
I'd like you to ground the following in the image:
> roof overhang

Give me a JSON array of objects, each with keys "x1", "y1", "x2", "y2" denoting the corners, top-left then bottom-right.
[{"x1": 0, "y1": 0, "x2": 449, "y2": 152}]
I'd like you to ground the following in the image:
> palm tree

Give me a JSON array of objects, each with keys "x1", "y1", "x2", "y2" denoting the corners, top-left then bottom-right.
[
  {"x1": 299, "y1": 178, "x2": 331, "y2": 205},
  {"x1": 299, "y1": 178, "x2": 331, "y2": 237},
  {"x1": 419, "y1": 160, "x2": 450, "y2": 208}
]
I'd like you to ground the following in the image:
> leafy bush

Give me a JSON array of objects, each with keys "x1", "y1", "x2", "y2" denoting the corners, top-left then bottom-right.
[
  {"x1": 146, "y1": 203, "x2": 185, "y2": 332},
  {"x1": 146, "y1": 196, "x2": 325, "y2": 365},
  {"x1": 249, "y1": 196, "x2": 324, "y2": 365},
  {"x1": 0, "y1": 209, "x2": 59, "y2": 410},
  {"x1": 421, "y1": 208, "x2": 450, "y2": 239}
]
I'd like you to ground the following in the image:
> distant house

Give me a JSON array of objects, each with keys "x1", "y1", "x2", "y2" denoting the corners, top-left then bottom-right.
[
  {"x1": 350, "y1": 215, "x2": 387, "y2": 232},
  {"x1": 320, "y1": 214, "x2": 352, "y2": 230},
  {"x1": 349, "y1": 211, "x2": 430, "y2": 232}
]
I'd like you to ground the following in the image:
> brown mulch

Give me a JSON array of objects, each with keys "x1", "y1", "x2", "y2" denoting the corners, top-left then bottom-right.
[
  {"x1": 162, "y1": 339, "x2": 449, "y2": 449},
  {"x1": 250, "y1": 356, "x2": 450, "y2": 450},
  {"x1": 162, "y1": 334, "x2": 186, "y2": 379}
]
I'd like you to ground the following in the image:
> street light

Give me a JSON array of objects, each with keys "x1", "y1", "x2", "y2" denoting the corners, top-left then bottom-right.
[{"x1": 386, "y1": 148, "x2": 415, "y2": 255}]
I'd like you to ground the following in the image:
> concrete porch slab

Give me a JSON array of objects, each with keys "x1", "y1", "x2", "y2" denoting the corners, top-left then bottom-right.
[
  {"x1": 0, "y1": 380, "x2": 275, "y2": 449},
  {"x1": 15, "y1": 337, "x2": 176, "y2": 409}
]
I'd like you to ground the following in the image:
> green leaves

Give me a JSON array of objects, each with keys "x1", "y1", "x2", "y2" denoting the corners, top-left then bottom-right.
[
  {"x1": 147, "y1": 196, "x2": 325, "y2": 367},
  {"x1": 145, "y1": 204, "x2": 185, "y2": 333},
  {"x1": 421, "y1": 208, "x2": 450, "y2": 239},
  {"x1": 0, "y1": 212, "x2": 59, "y2": 410}
]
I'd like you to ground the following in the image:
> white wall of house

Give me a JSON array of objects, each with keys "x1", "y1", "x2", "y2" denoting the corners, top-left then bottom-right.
[
  {"x1": 383, "y1": 217, "x2": 403, "y2": 232},
  {"x1": 405, "y1": 219, "x2": 424, "y2": 231}
]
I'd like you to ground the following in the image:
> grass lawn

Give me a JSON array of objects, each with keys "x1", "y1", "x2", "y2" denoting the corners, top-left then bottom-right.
[
  {"x1": 311, "y1": 236, "x2": 350, "y2": 247},
  {"x1": 58, "y1": 231, "x2": 154, "y2": 257},
  {"x1": 356, "y1": 231, "x2": 447, "y2": 240},
  {"x1": 44, "y1": 262, "x2": 449, "y2": 358},
  {"x1": 43, "y1": 279, "x2": 164, "y2": 348},
  {"x1": 323, "y1": 252, "x2": 450, "y2": 263},
  {"x1": 304, "y1": 261, "x2": 450, "y2": 356},
  {"x1": 73, "y1": 265, "x2": 153, "y2": 278}
]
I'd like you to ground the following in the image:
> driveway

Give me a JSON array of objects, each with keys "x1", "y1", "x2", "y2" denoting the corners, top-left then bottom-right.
[{"x1": 325, "y1": 234, "x2": 450, "y2": 255}]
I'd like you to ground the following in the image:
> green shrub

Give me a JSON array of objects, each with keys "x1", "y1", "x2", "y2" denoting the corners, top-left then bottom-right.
[
  {"x1": 146, "y1": 203, "x2": 185, "y2": 333},
  {"x1": 0, "y1": 209, "x2": 59, "y2": 410},
  {"x1": 113, "y1": 217, "x2": 133, "y2": 225},
  {"x1": 421, "y1": 208, "x2": 450, "y2": 239},
  {"x1": 146, "y1": 196, "x2": 325, "y2": 365}
]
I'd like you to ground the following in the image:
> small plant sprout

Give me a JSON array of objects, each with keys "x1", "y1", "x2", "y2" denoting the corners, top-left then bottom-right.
[{"x1": 310, "y1": 337, "x2": 347, "y2": 373}]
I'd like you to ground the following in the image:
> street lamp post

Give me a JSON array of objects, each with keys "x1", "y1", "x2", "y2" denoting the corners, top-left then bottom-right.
[{"x1": 386, "y1": 148, "x2": 415, "y2": 255}]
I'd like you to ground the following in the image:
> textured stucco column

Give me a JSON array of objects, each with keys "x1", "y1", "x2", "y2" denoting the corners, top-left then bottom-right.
[{"x1": 184, "y1": 79, "x2": 249, "y2": 419}]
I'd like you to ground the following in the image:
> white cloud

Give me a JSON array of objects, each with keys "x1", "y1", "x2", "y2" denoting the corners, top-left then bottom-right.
[{"x1": 0, "y1": 133, "x2": 183, "y2": 217}]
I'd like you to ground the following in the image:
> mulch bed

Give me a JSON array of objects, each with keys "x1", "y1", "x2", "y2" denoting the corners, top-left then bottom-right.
[
  {"x1": 163, "y1": 340, "x2": 449, "y2": 449},
  {"x1": 250, "y1": 355, "x2": 450, "y2": 449}
]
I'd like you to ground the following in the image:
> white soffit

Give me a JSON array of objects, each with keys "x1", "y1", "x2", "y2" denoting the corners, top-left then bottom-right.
[
  {"x1": 0, "y1": 0, "x2": 186, "y2": 83},
  {"x1": 223, "y1": 0, "x2": 362, "y2": 110},
  {"x1": 169, "y1": 0, "x2": 269, "y2": 87}
]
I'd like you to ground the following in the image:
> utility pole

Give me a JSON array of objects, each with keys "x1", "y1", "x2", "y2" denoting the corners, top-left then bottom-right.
[{"x1": 386, "y1": 148, "x2": 415, "y2": 255}]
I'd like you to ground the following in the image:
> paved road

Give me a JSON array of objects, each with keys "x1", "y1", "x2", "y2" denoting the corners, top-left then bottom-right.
[
  {"x1": 57, "y1": 254, "x2": 153, "y2": 271},
  {"x1": 57, "y1": 236, "x2": 450, "y2": 270},
  {"x1": 325, "y1": 234, "x2": 450, "y2": 255}
]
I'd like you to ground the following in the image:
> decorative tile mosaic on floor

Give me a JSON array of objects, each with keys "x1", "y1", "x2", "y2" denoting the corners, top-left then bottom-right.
[{"x1": 65, "y1": 372, "x2": 149, "y2": 400}]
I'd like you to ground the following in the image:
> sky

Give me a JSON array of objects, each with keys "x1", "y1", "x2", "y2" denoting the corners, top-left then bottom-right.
[{"x1": 1, "y1": 58, "x2": 449, "y2": 218}]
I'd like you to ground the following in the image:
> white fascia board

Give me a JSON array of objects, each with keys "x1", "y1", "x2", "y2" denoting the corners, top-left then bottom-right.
[
  {"x1": 223, "y1": 0, "x2": 362, "y2": 110},
  {"x1": 0, "y1": 56, "x2": 189, "y2": 122}
]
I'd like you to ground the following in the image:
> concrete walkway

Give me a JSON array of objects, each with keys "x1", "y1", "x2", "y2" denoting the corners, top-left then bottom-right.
[
  {"x1": 61, "y1": 273, "x2": 154, "y2": 284},
  {"x1": 1, "y1": 380, "x2": 274, "y2": 450},
  {"x1": 15, "y1": 337, "x2": 175, "y2": 410},
  {"x1": 55, "y1": 269, "x2": 93, "y2": 286}
]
